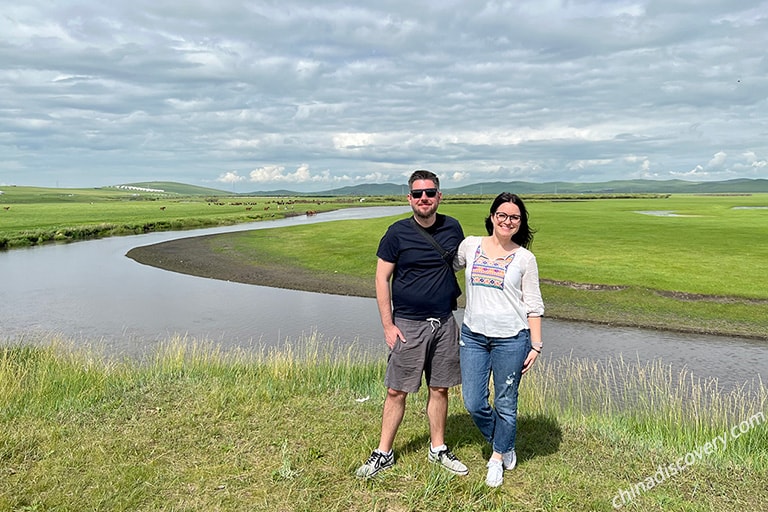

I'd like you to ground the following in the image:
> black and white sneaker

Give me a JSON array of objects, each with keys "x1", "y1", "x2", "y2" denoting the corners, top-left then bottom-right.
[
  {"x1": 355, "y1": 450, "x2": 395, "y2": 479},
  {"x1": 428, "y1": 446, "x2": 469, "y2": 475}
]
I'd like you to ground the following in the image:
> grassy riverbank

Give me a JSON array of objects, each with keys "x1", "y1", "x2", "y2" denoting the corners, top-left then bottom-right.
[
  {"x1": 1, "y1": 336, "x2": 766, "y2": 511},
  {"x1": 0, "y1": 185, "x2": 395, "y2": 250},
  {"x1": 149, "y1": 194, "x2": 766, "y2": 340}
]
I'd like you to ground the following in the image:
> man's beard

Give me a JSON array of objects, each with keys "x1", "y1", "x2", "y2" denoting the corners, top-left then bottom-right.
[{"x1": 412, "y1": 201, "x2": 438, "y2": 219}]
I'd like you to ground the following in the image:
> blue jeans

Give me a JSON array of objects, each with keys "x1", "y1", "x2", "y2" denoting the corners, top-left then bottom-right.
[{"x1": 459, "y1": 324, "x2": 531, "y2": 454}]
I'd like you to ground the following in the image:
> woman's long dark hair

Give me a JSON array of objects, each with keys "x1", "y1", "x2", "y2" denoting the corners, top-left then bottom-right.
[{"x1": 484, "y1": 192, "x2": 535, "y2": 248}]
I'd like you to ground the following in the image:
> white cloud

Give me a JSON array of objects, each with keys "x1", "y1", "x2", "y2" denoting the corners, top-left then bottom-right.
[
  {"x1": 743, "y1": 151, "x2": 768, "y2": 169},
  {"x1": 248, "y1": 165, "x2": 289, "y2": 183},
  {"x1": 248, "y1": 164, "x2": 333, "y2": 184},
  {"x1": 567, "y1": 159, "x2": 613, "y2": 171},
  {"x1": 708, "y1": 151, "x2": 728, "y2": 169},
  {"x1": 216, "y1": 171, "x2": 246, "y2": 184},
  {"x1": 451, "y1": 171, "x2": 470, "y2": 182},
  {"x1": 332, "y1": 132, "x2": 378, "y2": 150},
  {"x1": 673, "y1": 150, "x2": 768, "y2": 179}
]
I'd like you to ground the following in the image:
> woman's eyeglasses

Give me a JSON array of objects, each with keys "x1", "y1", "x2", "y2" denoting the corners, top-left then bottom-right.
[
  {"x1": 494, "y1": 212, "x2": 522, "y2": 222},
  {"x1": 410, "y1": 188, "x2": 438, "y2": 198}
]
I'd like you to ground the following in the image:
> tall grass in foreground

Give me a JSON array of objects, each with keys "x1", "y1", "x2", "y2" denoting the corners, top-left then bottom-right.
[
  {"x1": 523, "y1": 354, "x2": 767, "y2": 462},
  {"x1": 1, "y1": 335, "x2": 766, "y2": 511}
]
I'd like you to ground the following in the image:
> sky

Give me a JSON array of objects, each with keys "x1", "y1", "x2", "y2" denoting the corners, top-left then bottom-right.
[{"x1": 1, "y1": 1, "x2": 767, "y2": 192}]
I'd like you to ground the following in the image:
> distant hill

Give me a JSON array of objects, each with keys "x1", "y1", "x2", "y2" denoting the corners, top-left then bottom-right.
[
  {"x1": 445, "y1": 178, "x2": 768, "y2": 195},
  {"x1": 248, "y1": 183, "x2": 409, "y2": 196},
  {"x1": 248, "y1": 178, "x2": 768, "y2": 196},
  {"x1": 107, "y1": 178, "x2": 768, "y2": 197},
  {"x1": 116, "y1": 181, "x2": 229, "y2": 195},
  {"x1": 238, "y1": 188, "x2": 308, "y2": 197}
]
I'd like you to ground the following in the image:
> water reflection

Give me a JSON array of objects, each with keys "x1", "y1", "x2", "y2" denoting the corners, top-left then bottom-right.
[{"x1": 635, "y1": 210, "x2": 683, "y2": 217}]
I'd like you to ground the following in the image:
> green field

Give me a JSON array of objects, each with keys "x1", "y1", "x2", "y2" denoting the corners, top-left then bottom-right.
[
  {"x1": 3, "y1": 187, "x2": 767, "y2": 339},
  {"x1": 1, "y1": 336, "x2": 765, "y2": 511},
  {"x1": 2, "y1": 188, "x2": 767, "y2": 510},
  {"x1": 206, "y1": 193, "x2": 768, "y2": 339},
  {"x1": 0, "y1": 185, "x2": 391, "y2": 249}
]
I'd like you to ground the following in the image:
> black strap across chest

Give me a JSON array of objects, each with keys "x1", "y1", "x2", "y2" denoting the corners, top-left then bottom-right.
[{"x1": 409, "y1": 217, "x2": 452, "y2": 266}]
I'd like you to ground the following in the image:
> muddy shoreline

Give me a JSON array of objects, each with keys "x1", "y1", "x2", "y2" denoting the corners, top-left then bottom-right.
[
  {"x1": 129, "y1": 235, "x2": 768, "y2": 304},
  {"x1": 127, "y1": 234, "x2": 375, "y2": 298}
]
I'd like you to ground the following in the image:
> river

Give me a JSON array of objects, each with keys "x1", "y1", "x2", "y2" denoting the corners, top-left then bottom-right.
[{"x1": 1, "y1": 206, "x2": 766, "y2": 390}]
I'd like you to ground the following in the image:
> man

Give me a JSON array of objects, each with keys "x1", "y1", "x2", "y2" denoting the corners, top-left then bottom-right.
[{"x1": 356, "y1": 169, "x2": 467, "y2": 479}]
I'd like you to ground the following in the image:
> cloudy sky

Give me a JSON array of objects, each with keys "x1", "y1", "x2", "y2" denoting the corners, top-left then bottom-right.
[{"x1": 2, "y1": 1, "x2": 766, "y2": 192}]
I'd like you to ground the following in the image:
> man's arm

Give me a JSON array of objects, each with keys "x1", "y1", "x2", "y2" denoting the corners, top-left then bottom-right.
[{"x1": 375, "y1": 257, "x2": 404, "y2": 349}]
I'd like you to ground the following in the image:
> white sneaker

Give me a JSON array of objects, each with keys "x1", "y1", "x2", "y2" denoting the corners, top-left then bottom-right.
[
  {"x1": 502, "y1": 450, "x2": 517, "y2": 470},
  {"x1": 485, "y1": 458, "x2": 504, "y2": 487}
]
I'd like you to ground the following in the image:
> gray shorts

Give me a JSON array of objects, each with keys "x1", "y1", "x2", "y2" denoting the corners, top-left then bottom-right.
[{"x1": 384, "y1": 316, "x2": 461, "y2": 393}]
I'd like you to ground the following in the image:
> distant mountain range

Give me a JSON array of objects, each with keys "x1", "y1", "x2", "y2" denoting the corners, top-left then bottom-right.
[
  {"x1": 445, "y1": 178, "x2": 768, "y2": 195},
  {"x1": 123, "y1": 178, "x2": 768, "y2": 197}
]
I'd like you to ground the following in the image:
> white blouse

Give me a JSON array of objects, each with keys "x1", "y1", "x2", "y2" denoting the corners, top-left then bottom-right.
[{"x1": 454, "y1": 236, "x2": 544, "y2": 338}]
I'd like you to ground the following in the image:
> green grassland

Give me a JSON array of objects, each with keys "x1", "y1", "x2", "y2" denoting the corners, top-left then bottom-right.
[
  {"x1": 2, "y1": 187, "x2": 766, "y2": 338},
  {"x1": 1, "y1": 189, "x2": 767, "y2": 510},
  {"x1": 1, "y1": 337, "x2": 765, "y2": 511},
  {"x1": 207, "y1": 194, "x2": 768, "y2": 339},
  {"x1": 0, "y1": 185, "x2": 389, "y2": 249}
]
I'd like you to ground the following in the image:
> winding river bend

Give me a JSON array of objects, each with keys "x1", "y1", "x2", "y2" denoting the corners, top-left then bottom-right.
[{"x1": 1, "y1": 206, "x2": 766, "y2": 390}]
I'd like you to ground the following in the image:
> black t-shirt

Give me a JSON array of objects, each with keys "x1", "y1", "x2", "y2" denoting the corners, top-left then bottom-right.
[{"x1": 376, "y1": 214, "x2": 464, "y2": 319}]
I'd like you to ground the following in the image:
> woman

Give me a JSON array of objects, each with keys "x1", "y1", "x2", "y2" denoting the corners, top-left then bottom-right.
[{"x1": 454, "y1": 192, "x2": 544, "y2": 488}]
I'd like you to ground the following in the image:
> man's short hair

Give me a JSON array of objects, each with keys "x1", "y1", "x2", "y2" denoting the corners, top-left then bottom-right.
[{"x1": 408, "y1": 169, "x2": 440, "y2": 189}]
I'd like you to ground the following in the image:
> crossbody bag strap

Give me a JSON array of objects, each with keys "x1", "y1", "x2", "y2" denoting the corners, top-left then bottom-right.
[{"x1": 410, "y1": 217, "x2": 452, "y2": 265}]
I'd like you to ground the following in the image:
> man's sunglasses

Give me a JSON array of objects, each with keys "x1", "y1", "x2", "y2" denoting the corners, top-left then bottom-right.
[{"x1": 410, "y1": 188, "x2": 438, "y2": 198}]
